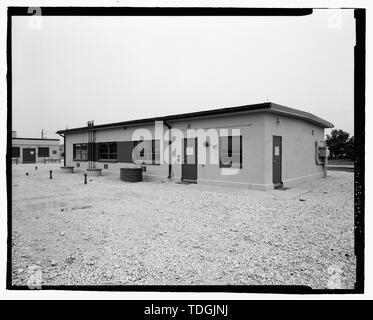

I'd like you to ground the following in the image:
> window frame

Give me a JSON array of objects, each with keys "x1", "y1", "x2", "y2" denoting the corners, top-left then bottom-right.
[
  {"x1": 73, "y1": 143, "x2": 88, "y2": 161},
  {"x1": 219, "y1": 135, "x2": 243, "y2": 169},
  {"x1": 97, "y1": 142, "x2": 117, "y2": 161},
  {"x1": 38, "y1": 147, "x2": 50, "y2": 158},
  {"x1": 12, "y1": 146, "x2": 20, "y2": 158}
]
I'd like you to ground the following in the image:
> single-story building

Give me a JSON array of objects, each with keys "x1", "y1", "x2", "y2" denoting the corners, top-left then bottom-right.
[
  {"x1": 56, "y1": 102, "x2": 333, "y2": 190},
  {"x1": 12, "y1": 137, "x2": 60, "y2": 164}
]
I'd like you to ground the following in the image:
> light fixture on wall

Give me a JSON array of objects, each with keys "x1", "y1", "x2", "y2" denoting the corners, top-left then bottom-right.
[{"x1": 276, "y1": 117, "x2": 280, "y2": 124}]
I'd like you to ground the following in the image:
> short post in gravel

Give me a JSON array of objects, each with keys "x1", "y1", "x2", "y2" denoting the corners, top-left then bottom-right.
[
  {"x1": 84, "y1": 173, "x2": 87, "y2": 185},
  {"x1": 49, "y1": 170, "x2": 53, "y2": 179}
]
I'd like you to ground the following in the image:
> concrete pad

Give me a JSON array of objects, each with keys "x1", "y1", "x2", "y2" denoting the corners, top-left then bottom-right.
[
  {"x1": 185, "y1": 182, "x2": 310, "y2": 201},
  {"x1": 267, "y1": 188, "x2": 311, "y2": 200},
  {"x1": 86, "y1": 168, "x2": 102, "y2": 177},
  {"x1": 328, "y1": 165, "x2": 354, "y2": 169},
  {"x1": 60, "y1": 166, "x2": 74, "y2": 173},
  {"x1": 328, "y1": 165, "x2": 354, "y2": 173},
  {"x1": 185, "y1": 183, "x2": 280, "y2": 200}
]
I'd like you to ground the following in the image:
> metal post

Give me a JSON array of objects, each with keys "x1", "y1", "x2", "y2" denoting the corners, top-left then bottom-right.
[
  {"x1": 84, "y1": 174, "x2": 87, "y2": 184},
  {"x1": 50, "y1": 170, "x2": 52, "y2": 179},
  {"x1": 323, "y1": 157, "x2": 328, "y2": 178}
]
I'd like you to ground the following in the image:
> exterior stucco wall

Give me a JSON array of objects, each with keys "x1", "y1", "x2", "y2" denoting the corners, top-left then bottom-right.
[
  {"x1": 168, "y1": 112, "x2": 267, "y2": 189},
  {"x1": 65, "y1": 132, "x2": 87, "y2": 167},
  {"x1": 65, "y1": 124, "x2": 169, "y2": 180},
  {"x1": 63, "y1": 111, "x2": 327, "y2": 190},
  {"x1": 263, "y1": 113, "x2": 325, "y2": 187},
  {"x1": 64, "y1": 113, "x2": 268, "y2": 189}
]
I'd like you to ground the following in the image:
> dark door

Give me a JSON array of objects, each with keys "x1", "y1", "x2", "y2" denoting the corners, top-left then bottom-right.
[
  {"x1": 272, "y1": 136, "x2": 282, "y2": 188},
  {"x1": 182, "y1": 138, "x2": 197, "y2": 183},
  {"x1": 23, "y1": 148, "x2": 36, "y2": 163}
]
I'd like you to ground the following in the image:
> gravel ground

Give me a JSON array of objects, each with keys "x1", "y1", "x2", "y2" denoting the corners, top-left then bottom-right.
[{"x1": 11, "y1": 164, "x2": 355, "y2": 289}]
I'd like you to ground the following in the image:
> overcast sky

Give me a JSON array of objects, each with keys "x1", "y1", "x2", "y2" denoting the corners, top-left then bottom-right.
[{"x1": 12, "y1": 9, "x2": 355, "y2": 141}]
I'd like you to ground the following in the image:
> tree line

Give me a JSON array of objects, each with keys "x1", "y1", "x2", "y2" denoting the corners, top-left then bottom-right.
[{"x1": 326, "y1": 129, "x2": 354, "y2": 160}]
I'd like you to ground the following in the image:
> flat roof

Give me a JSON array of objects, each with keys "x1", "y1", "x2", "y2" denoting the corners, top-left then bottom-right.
[
  {"x1": 12, "y1": 137, "x2": 60, "y2": 141},
  {"x1": 56, "y1": 102, "x2": 334, "y2": 135}
]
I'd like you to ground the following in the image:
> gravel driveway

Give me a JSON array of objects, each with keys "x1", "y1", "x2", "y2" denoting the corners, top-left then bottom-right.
[{"x1": 11, "y1": 164, "x2": 355, "y2": 289}]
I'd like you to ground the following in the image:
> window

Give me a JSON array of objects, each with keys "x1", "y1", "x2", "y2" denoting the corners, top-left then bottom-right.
[
  {"x1": 73, "y1": 143, "x2": 88, "y2": 160},
  {"x1": 12, "y1": 147, "x2": 20, "y2": 158},
  {"x1": 52, "y1": 150, "x2": 57, "y2": 154},
  {"x1": 98, "y1": 142, "x2": 117, "y2": 160},
  {"x1": 133, "y1": 140, "x2": 160, "y2": 165},
  {"x1": 38, "y1": 147, "x2": 49, "y2": 157},
  {"x1": 219, "y1": 136, "x2": 242, "y2": 168}
]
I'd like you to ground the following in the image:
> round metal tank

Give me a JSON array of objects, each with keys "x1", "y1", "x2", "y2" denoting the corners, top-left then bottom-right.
[{"x1": 120, "y1": 167, "x2": 143, "y2": 182}]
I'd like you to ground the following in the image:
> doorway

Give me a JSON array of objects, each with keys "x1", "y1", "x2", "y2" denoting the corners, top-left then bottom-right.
[
  {"x1": 272, "y1": 136, "x2": 282, "y2": 188},
  {"x1": 23, "y1": 148, "x2": 36, "y2": 163},
  {"x1": 181, "y1": 138, "x2": 197, "y2": 183}
]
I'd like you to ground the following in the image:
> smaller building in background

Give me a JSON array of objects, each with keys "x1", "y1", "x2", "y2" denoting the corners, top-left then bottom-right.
[
  {"x1": 59, "y1": 144, "x2": 65, "y2": 159},
  {"x1": 12, "y1": 135, "x2": 60, "y2": 164}
]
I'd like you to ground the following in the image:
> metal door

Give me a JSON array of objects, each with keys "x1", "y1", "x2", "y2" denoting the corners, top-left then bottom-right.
[
  {"x1": 23, "y1": 148, "x2": 36, "y2": 163},
  {"x1": 181, "y1": 138, "x2": 197, "y2": 183},
  {"x1": 272, "y1": 136, "x2": 282, "y2": 188}
]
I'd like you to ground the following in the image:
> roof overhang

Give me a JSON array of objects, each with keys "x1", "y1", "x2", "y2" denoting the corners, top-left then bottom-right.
[{"x1": 56, "y1": 102, "x2": 333, "y2": 135}]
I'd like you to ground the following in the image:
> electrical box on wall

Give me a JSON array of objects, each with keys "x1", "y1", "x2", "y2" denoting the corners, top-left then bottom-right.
[
  {"x1": 319, "y1": 147, "x2": 330, "y2": 159},
  {"x1": 315, "y1": 142, "x2": 329, "y2": 165}
]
